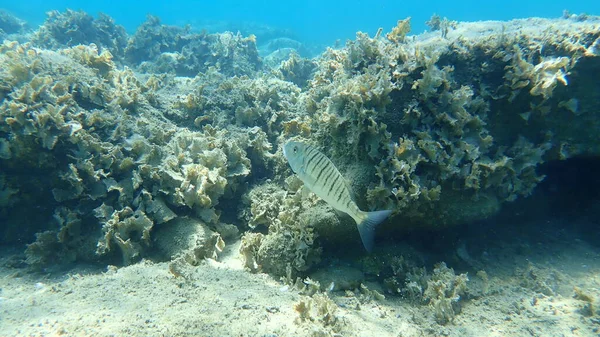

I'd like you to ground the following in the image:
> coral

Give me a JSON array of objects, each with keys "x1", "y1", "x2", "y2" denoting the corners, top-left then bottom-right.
[
  {"x1": 0, "y1": 41, "x2": 42, "y2": 99},
  {"x1": 239, "y1": 232, "x2": 264, "y2": 272},
  {"x1": 124, "y1": 15, "x2": 185, "y2": 64},
  {"x1": 96, "y1": 207, "x2": 154, "y2": 265},
  {"x1": 0, "y1": 10, "x2": 27, "y2": 35},
  {"x1": 423, "y1": 262, "x2": 469, "y2": 324},
  {"x1": 138, "y1": 127, "x2": 252, "y2": 224},
  {"x1": 425, "y1": 14, "x2": 457, "y2": 38},
  {"x1": 24, "y1": 207, "x2": 93, "y2": 266},
  {"x1": 190, "y1": 70, "x2": 302, "y2": 132},
  {"x1": 516, "y1": 262, "x2": 562, "y2": 296},
  {"x1": 241, "y1": 183, "x2": 287, "y2": 230},
  {"x1": 2, "y1": 12, "x2": 600, "y2": 278},
  {"x1": 127, "y1": 16, "x2": 260, "y2": 77},
  {"x1": 0, "y1": 38, "x2": 256, "y2": 265},
  {"x1": 154, "y1": 217, "x2": 225, "y2": 265},
  {"x1": 292, "y1": 17, "x2": 600, "y2": 231},
  {"x1": 60, "y1": 44, "x2": 115, "y2": 76},
  {"x1": 277, "y1": 52, "x2": 318, "y2": 88},
  {"x1": 0, "y1": 175, "x2": 18, "y2": 234},
  {"x1": 308, "y1": 265, "x2": 365, "y2": 292},
  {"x1": 386, "y1": 17, "x2": 411, "y2": 43},
  {"x1": 294, "y1": 293, "x2": 339, "y2": 328},
  {"x1": 0, "y1": 43, "x2": 108, "y2": 248},
  {"x1": 358, "y1": 248, "x2": 427, "y2": 300},
  {"x1": 504, "y1": 48, "x2": 571, "y2": 102},
  {"x1": 585, "y1": 36, "x2": 600, "y2": 56},
  {"x1": 25, "y1": 231, "x2": 69, "y2": 266},
  {"x1": 259, "y1": 37, "x2": 307, "y2": 58},
  {"x1": 32, "y1": 10, "x2": 127, "y2": 59},
  {"x1": 239, "y1": 182, "x2": 322, "y2": 276}
]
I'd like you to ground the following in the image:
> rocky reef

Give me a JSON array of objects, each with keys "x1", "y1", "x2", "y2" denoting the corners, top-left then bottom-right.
[
  {"x1": 0, "y1": 10, "x2": 28, "y2": 38},
  {"x1": 1, "y1": 10, "x2": 599, "y2": 285},
  {"x1": 0, "y1": 37, "x2": 263, "y2": 266}
]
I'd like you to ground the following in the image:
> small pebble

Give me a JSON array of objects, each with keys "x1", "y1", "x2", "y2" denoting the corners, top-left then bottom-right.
[{"x1": 266, "y1": 306, "x2": 279, "y2": 313}]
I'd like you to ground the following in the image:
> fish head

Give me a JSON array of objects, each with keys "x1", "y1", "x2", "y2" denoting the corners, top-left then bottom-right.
[{"x1": 283, "y1": 141, "x2": 306, "y2": 174}]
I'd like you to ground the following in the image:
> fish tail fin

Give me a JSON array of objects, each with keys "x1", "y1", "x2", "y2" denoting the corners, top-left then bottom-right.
[{"x1": 357, "y1": 210, "x2": 392, "y2": 253}]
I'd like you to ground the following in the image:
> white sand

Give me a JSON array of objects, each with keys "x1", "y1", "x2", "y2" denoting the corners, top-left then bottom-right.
[{"x1": 1, "y1": 231, "x2": 599, "y2": 337}]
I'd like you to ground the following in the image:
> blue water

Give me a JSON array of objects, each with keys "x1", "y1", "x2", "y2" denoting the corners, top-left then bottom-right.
[{"x1": 3, "y1": 0, "x2": 599, "y2": 46}]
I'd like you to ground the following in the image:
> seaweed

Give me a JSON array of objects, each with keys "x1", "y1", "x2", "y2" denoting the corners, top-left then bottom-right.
[{"x1": 1, "y1": 12, "x2": 599, "y2": 277}]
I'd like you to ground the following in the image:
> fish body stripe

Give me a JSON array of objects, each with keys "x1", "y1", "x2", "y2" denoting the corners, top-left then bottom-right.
[
  {"x1": 312, "y1": 153, "x2": 328, "y2": 175},
  {"x1": 323, "y1": 168, "x2": 336, "y2": 192},
  {"x1": 304, "y1": 147, "x2": 315, "y2": 162},
  {"x1": 285, "y1": 142, "x2": 358, "y2": 218},
  {"x1": 305, "y1": 148, "x2": 320, "y2": 170},
  {"x1": 334, "y1": 181, "x2": 344, "y2": 202},
  {"x1": 307, "y1": 153, "x2": 323, "y2": 174},
  {"x1": 327, "y1": 174, "x2": 340, "y2": 195},
  {"x1": 283, "y1": 141, "x2": 392, "y2": 252},
  {"x1": 315, "y1": 161, "x2": 329, "y2": 182}
]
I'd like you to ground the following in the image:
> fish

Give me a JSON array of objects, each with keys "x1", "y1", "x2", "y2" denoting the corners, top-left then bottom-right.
[{"x1": 283, "y1": 141, "x2": 392, "y2": 252}]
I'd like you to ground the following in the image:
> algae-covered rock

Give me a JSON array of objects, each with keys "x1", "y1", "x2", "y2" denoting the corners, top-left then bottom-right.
[
  {"x1": 277, "y1": 52, "x2": 318, "y2": 88},
  {"x1": 2, "y1": 11, "x2": 600, "y2": 276},
  {"x1": 0, "y1": 37, "x2": 255, "y2": 266},
  {"x1": 0, "y1": 10, "x2": 27, "y2": 36},
  {"x1": 289, "y1": 17, "x2": 600, "y2": 231},
  {"x1": 127, "y1": 15, "x2": 260, "y2": 77},
  {"x1": 241, "y1": 183, "x2": 287, "y2": 230},
  {"x1": 294, "y1": 293, "x2": 340, "y2": 330},
  {"x1": 32, "y1": 10, "x2": 127, "y2": 59},
  {"x1": 308, "y1": 265, "x2": 365, "y2": 292},
  {"x1": 154, "y1": 217, "x2": 225, "y2": 264},
  {"x1": 423, "y1": 262, "x2": 469, "y2": 324},
  {"x1": 239, "y1": 182, "x2": 322, "y2": 276},
  {"x1": 96, "y1": 207, "x2": 154, "y2": 265},
  {"x1": 24, "y1": 207, "x2": 98, "y2": 267}
]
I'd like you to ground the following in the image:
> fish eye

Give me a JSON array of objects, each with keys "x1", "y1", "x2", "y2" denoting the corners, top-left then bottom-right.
[{"x1": 293, "y1": 146, "x2": 298, "y2": 153}]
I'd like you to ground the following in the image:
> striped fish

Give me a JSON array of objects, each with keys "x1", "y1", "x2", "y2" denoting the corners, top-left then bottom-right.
[{"x1": 283, "y1": 141, "x2": 392, "y2": 252}]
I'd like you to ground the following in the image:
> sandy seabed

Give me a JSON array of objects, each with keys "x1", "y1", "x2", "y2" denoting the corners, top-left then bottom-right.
[{"x1": 1, "y1": 220, "x2": 599, "y2": 337}]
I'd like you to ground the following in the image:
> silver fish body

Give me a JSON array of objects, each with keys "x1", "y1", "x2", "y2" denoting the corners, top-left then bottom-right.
[{"x1": 283, "y1": 141, "x2": 392, "y2": 252}]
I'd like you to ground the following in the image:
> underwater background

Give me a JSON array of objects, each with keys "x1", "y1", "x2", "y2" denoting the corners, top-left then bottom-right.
[
  {"x1": 4, "y1": 0, "x2": 600, "y2": 47},
  {"x1": 1, "y1": 1, "x2": 600, "y2": 337}
]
